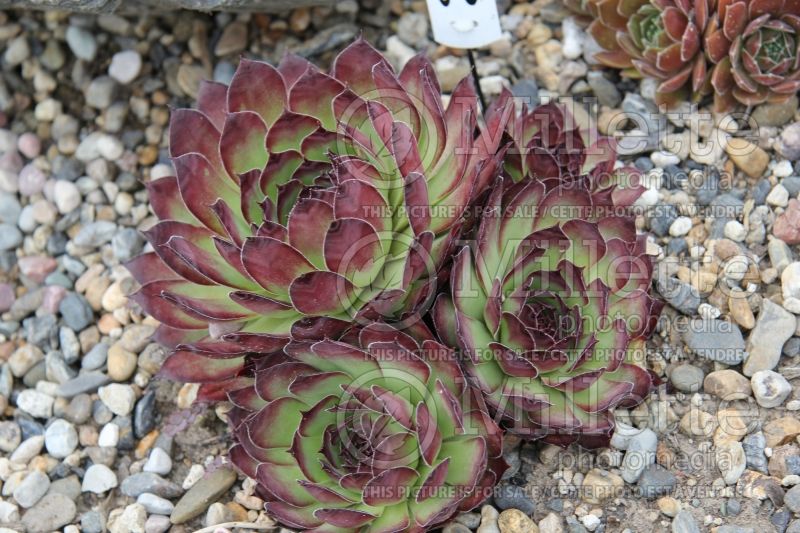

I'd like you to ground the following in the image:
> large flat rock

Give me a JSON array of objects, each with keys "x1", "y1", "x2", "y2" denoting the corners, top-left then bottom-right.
[{"x1": 0, "y1": 0, "x2": 332, "y2": 12}]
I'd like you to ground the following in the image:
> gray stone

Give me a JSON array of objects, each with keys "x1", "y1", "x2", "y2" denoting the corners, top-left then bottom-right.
[
  {"x1": 73, "y1": 220, "x2": 117, "y2": 247},
  {"x1": 0, "y1": 223, "x2": 22, "y2": 250},
  {"x1": 111, "y1": 227, "x2": 143, "y2": 261},
  {"x1": 0, "y1": 421, "x2": 21, "y2": 452},
  {"x1": 82, "y1": 343, "x2": 109, "y2": 370},
  {"x1": 656, "y1": 277, "x2": 701, "y2": 315},
  {"x1": 670, "y1": 364, "x2": 704, "y2": 393},
  {"x1": 13, "y1": 470, "x2": 50, "y2": 508},
  {"x1": 587, "y1": 71, "x2": 621, "y2": 107},
  {"x1": 493, "y1": 483, "x2": 535, "y2": 515},
  {"x1": 65, "y1": 25, "x2": 97, "y2": 60},
  {"x1": 20, "y1": 493, "x2": 76, "y2": 533},
  {"x1": 59, "y1": 327, "x2": 80, "y2": 364},
  {"x1": 56, "y1": 371, "x2": 111, "y2": 397},
  {"x1": 46, "y1": 475, "x2": 81, "y2": 501},
  {"x1": 743, "y1": 299, "x2": 796, "y2": 376},
  {"x1": 743, "y1": 432, "x2": 768, "y2": 473},
  {"x1": 637, "y1": 465, "x2": 677, "y2": 499},
  {"x1": 134, "y1": 390, "x2": 156, "y2": 438},
  {"x1": 59, "y1": 293, "x2": 93, "y2": 331},
  {"x1": 170, "y1": 467, "x2": 237, "y2": 523},
  {"x1": 143, "y1": 446, "x2": 172, "y2": 475},
  {"x1": 671, "y1": 511, "x2": 700, "y2": 533},
  {"x1": 786, "y1": 484, "x2": 800, "y2": 513},
  {"x1": 137, "y1": 493, "x2": 174, "y2": 515},
  {"x1": 120, "y1": 472, "x2": 182, "y2": 499},
  {"x1": 621, "y1": 428, "x2": 658, "y2": 483},
  {"x1": 81, "y1": 510, "x2": 106, "y2": 533},
  {"x1": 683, "y1": 319, "x2": 746, "y2": 365}
]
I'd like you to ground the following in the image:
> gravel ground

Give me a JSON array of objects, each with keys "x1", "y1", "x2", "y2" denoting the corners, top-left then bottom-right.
[{"x1": 0, "y1": 1, "x2": 800, "y2": 532}]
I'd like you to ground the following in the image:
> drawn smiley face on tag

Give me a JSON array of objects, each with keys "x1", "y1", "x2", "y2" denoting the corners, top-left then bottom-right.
[{"x1": 425, "y1": 0, "x2": 503, "y2": 49}]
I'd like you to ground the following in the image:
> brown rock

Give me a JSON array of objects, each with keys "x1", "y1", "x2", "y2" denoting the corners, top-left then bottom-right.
[
  {"x1": 580, "y1": 468, "x2": 624, "y2": 505},
  {"x1": 764, "y1": 416, "x2": 800, "y2": 447},
  {"x1": 726, "y1": 138, "x2": 769, "y2": 178},
  {"x1": 680, "y1": 408, "x2": 717, "y2": 438},
  {"x1": 704, "y1": 370, "x2": 752, "y2": 400},
  {"x1": 714, "y1": 408, "x2": 754, "y2": 446},
  {"x1": 774, "y1": 199, "x2": 800, "y2": 245},
  {"x1": 214, "y1": 21, "x2": 247, "y2": 56},
  {"x1": 768, "y1": 444, "x2": 800, "y2": 478},
  {"x1": 728, "y1": 289, "x2": 755, "y2": 329}
]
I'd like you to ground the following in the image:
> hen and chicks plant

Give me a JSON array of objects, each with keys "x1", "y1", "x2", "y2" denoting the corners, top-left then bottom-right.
[{"x1": 130, "y1": 38, "x2": 663, "y2": 532}]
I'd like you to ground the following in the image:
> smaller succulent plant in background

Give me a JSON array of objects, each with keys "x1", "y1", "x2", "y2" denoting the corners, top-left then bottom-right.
[
  {"x1": 227, "y1": 324, "x2": 506, "y2": 532},
  {"x1": 590, "y1": 0, "x2": 715, "y2": 107},
  {"x1": 706, "y1": 0, "x2": 800, "y2": 111}
]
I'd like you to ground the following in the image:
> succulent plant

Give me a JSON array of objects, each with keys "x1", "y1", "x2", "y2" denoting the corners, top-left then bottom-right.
[
  {"x1": 433, "y1": 105, "x2": 663, "y2": 446},
  {"x1": 227, "y1": 323, "x2": 506, "y2": 531},
  {"x1": 589, "y1": 0, "x2": 714, "y2": 107},
  {"x1": 127, "y1": 38, "x2": 509, "y2": 397},
  {"x1": 706, "y1": 0, "x2": 800, "y2": 111}
]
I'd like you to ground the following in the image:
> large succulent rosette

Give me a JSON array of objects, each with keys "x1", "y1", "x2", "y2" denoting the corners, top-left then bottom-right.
[
  {"x1": 227, "y1": 323, "x2": 506, "y2": 532},
  {"x1": 126, "y1": 39, "x2": 508, "y2": 396},
  {"x1": 706, "y1": 0, "x2": 800, "y2": 111},
  {"x1": 590, "y1": 0, "x2": 714, "y2": 107},
  {"x1": 434, "y1": 128, "x2": 663, "y2": 446}
]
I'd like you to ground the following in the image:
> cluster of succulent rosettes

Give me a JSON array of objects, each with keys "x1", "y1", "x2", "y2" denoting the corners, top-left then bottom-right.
[
  {"x1": 588, "y1": 0, "x2": 800, "y2": 110},
  {"x1": 227, "y1": 322, "x2": 506, "y2": 532},
  {"x1": 706, "y1": 0, "x2": 800, "y2": 112},
  {"x1": 127, "y1": 38, "x2": 510, "y2": 400}
]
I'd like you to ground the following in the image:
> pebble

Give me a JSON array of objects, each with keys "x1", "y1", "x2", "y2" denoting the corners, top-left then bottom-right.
[
  {"x1": 0, "y1": 223, "x2": 22, "y2": 250},
  {"x1": 59, "y1": 293, "x2": 94, "y2": 331},
  {"x1": 65, "y1": 25, "x2": 98, "y2": 60},
  {"x1": 17, "y1": 133, "x2": 40, "y2": 159},
  {"x1": 476, "y1": 505, "x2": 500, "y2": 533},
  {"x1": 108, "y1": 343, "x2": 137, "y2": 381},
  {"x1": 121, "y1": 472, "x2": 182, "y2": 499},
  {"x1": 143, "y1": 446, "x2": 172, "y2": 475},
  {"x1": 743, "y1": 299, "x2": 796, "y2": 375},
  {"x1": 764, "y1": 416, "x2": 800, "y2": 447},
  {"x1": 704, "y1": 370, "x2": 751, "y2": 400},
  {"x1": 110, "y1": 503, "x2": 147, "y2": 533},
  {"x1": 726, "y1": 138, "x2": 769, "y2": 178},
  {"x1": 782, "y1": 262, "x2": 800, "y2": 313},
  {"x1": 145, "y1": 515, "x2": 171, "y2": 533},
  {"x1": 683, "y1": 319, "x2": 746, "y2": 365},
  {"x1": 670, "y1": 364, "x2": 704, "y2": 393},
  {"x1": 669, "y1": 216, "x2": 693, "y2": 237},
  {"x1": 724, "y1": 220, "x2": 746, "y2": 242},
  {"x1": 44, "y1": 419, "x2": 78, "y2": 458},
  {"x1": 751, "y1": 370, "x2": 792, "y2": 407},
  {"x1": 10, "y1": 435, "x2": 44, "y2": 464},
  {"x1": 81, "y1": 510, "x2": 106, "y2": 533},
  {"x1": 137, "y1": 493, "x2": 174, "y2": 515},
  {"x1": 658, "y1": 496, "x2": 681, "y2": 517},
  {"x1": 717, "y1": 441, "x2": 746, "y2": 484},
  {"x1": 494, "y1": 483, "x2": 535, "y2": 515},
  {"x1": 16, "y1": 389, "x2": 54, "y2": 418},
  {"x1": 108, "y1": 50, "x2": 142, "y2": 84},
  {"x1": 621, "y1": 428, "x2": 658, "y2": 483},
  {"x1": 20, "y1": 493, "x2": 76, "y2": 533},
  {"x1": 0, "y1": 421, "x2": 21, "y2": 452},
  {"x1": 98, "y1": 383, "x2": 136, "y2": 416},
  {"x1": 171, "y1": 467, "x2": 237, "y2": 523},
  {"x1": 53, "y1": 180, "x2": 81, "y2": 214},
  {"x1": 638, "y1": 465, "x2": 678, "y2": 499},
  {"x1": 56, "y1": 371, "x2": 110, "y2": 397},
  {"x1": 82, "y1": 342, "x2": 109, "y2": 370},
  {"x1": 671, "y1": 510, "x2": 700, "y2": 533},
  {"x1": 13, "y1": 470, "x2": 50, "y2": 508},
  {"x1": 538, "y1": 514, "x2": 563, "y2": 533},
  {"x1": 651, "y1": 150, "x2": 681, "y2": 168},
  {"x1": 73, "y1": 220, "x2": 118, "y2": 247},
  {"x1": 581, "y1": 469, "x2": 624, "y2": 504},
  {"x1": 743, "y1": 432, "x2": 769, "y2": 473},
  {"x1": 767, "y1": 184, "x2": 790, "y2": 207},
  {"x1": 0, "y1": 501, "x2": 19, "y2": 522},
  {"x1": 775, "y1": 199, "x2": 800, "y2": 244},
  {"x1": 214, "y1": 21, "x2": 248, "y2": 56},
  {"x1": 98, "y1": 423, "x2": 120, "y2": 447}
]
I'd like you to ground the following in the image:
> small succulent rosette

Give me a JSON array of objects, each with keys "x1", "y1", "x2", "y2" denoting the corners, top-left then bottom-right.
[{"x1": 227, "y1": 323, "x2": 506, "y2": 532}]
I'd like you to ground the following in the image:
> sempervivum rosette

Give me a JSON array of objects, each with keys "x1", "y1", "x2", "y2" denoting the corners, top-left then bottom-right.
[
  {"x1": 126, "y1": 38, "x2": 509, "y2": 397},
  {"x1": 434, "y1": 137, "x2": 663, "y2": 446},
  {"x1": 588, "y1": 0, "x2": 714, "y2": 107},
  {"x1": 227, "y1": 323, "x2": 506, "y2": 532},
  {"x1": 706, "y1": 0, "x2": 800, "y2": 111}
]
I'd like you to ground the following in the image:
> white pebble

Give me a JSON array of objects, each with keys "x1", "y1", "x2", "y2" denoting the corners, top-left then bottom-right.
[
  {"x1": 669, "y1": 216, "x2": 693, "y2": 237},
  {"x1": 53, "y1": 180, "x2": 81, "y2": 215},
  {"x1": 108, "y1": 50, "x2": 142, "y2": 84},
  {"x1": 767, "y1": 184, "x2": 790, "y2": 207},
  {"x1": 44, "y1": 419, "x2": 78, "y2": 459},
  {"x1": 751, "y1": 370, "x2": 791, "y2": 408},
  {"x1": 82, "y1": 464, "x2": 118, "y2": 494},
  {"x1": 724, "y1": 220, "x2": 746, "y2": 242},
  {"x1": 97, "y1": 423, "x2": 120, "y2": 447},
  {"x1": 143, "y1": 447, "x2": 172, "y2": 475},
  {"x1": 774, "y1": 160, "x2": 794, "y2": 178},
  {"x1": 98, "y1": 384, "x2": 135, "y2": 416},
  {"x1": 650, "y1": 150, "x2": 681, "y2": 168},
  {"x1": 182, "y1": 464, "x2": 205, "y2": 489}
]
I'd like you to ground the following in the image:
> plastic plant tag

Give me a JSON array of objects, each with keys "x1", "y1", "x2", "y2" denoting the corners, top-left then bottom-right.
[{"x1": 425, "y1": 0, "x2": 503, "y2": 49}]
